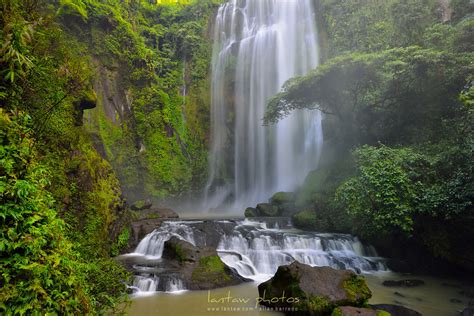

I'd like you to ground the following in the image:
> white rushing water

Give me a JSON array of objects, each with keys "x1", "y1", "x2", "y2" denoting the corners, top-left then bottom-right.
[
  {"x1": 125, "y1": 220, "x2": 387, "y2": 294},
  {"x1": 204, "y1": 0, "x2": 323, "y2": 211}
]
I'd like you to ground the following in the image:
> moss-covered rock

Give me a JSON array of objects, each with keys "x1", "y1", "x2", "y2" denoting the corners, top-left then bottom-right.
[
  {"x1": 258, "y1": 261, "x2": 371, "y2": 315},
  {"x1": 191, "y1": 255, "x2": 231, "y2": 283},
  {"x1": 256, "y1": 203, "x2": 280, "y2": 216},
  {"x1": 270, "y1": 191, "x2": 295, "y2": 204},
  {"x1": 245, "y1": 207, "x2": 258, "y2": 217},
  {"x1": 160, "y1": 237, "x2": 248, "y2": 290}
]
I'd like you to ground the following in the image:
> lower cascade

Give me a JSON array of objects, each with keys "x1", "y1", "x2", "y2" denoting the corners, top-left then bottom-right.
[{"x1": 122, "y1": 219, "x2": 387, "y2": 295}]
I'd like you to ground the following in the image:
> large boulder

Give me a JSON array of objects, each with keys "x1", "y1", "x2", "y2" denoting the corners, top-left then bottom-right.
[
  {"x1": 162, "y1": 236, "x2": 204, "y2": 263},
  {"x1": 370, "y1": 304, "x2": 421, "y2": 316},
  {"x1": 258, "y1": 261, "x2": 371, "y2": 315},
  {"x1": 162, "y1": 237, "x2": 247, "y2": 290},
  {"x1": 256, "y1": 203, "x2": 280, "y2": 216}
]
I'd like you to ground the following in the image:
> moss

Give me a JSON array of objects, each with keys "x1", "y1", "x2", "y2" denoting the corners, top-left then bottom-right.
[
  {"x1": 331, "y1": 307, "x2": 345, "y2": 316},
  {"x1": 191, "y1": 256, "x2": 231, "y2": 283},
  {"x1": 341, "y1": 275, "x2": 372, "y2": 305},
  {"x1": 172, "y1": 244, "x2": 186, "y2": 262},
  {"x1": 376, "y1": 311, "x2": 392, "y2": 316},
  {"x1": 292, "y1": 209, "x2": 317, "y2": 230},
  {"x1": 297, "y1": 295, "x2": 333, "y2": 315}
]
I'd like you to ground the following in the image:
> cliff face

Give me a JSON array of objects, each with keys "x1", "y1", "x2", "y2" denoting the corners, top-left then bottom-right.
[{"x1": 58, "y1": 1, "x2": 220, "y2": 203}]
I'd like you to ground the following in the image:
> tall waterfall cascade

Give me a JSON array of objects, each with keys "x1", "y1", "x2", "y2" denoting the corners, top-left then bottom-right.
[
  {"x1": 204, "y1": 0, "x2": 323, "y2": 210},
  {"x1": 123, "y1": 220, "x2": 387, "y2": 294}
]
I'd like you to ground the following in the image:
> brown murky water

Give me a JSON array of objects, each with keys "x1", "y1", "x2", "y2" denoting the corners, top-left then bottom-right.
[{"x1": 126, "y1": 272, "x2": 472, "y2": 316}]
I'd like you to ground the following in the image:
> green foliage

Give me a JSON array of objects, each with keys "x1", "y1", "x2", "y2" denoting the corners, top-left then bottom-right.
[
  {"x1": 0, "y1": 110, "x2": 91, "y2": 314},
  {"x1": 318, "y1": 0, "x2": 438, "y2": 57},
  {"x1": 336, "y1": 145, "x2": 426, "y2": 237},
  {"x1": 1, "y1": 1, "x2": 132, "y2": 313},
  {"x1": 336, "y1": 142, "x2": 473, "y2": 239}
]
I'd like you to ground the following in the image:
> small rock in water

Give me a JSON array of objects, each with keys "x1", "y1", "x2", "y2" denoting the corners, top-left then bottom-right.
[
  {"x1": 332, "y1": 306, "x2": 378, "y2": 316},
  {"x1": 451, "y1": 298, "x2": 463, "y2": 304},
  {"x1": 371, "y1": 304, "x2": 422, "y2": 316},
  {"x1": 383, "y1": 279, "x2": 425, "y2": 287},
  {"x1": 394, "y1": 291, "x2": 406, "y2": 298}
]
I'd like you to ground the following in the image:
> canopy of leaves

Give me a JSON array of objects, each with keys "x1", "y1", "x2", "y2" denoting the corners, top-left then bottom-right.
[{"x1": 265, "y1": 47, "x2": 473, "y2": 146}]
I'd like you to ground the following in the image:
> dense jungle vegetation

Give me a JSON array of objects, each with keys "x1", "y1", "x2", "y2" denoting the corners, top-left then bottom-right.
[
  {"x1": 1, "y1": 0, "x2": 473, "y2": 314},
  {"x1": 267, "y1": 0, "x2": 473, "y2": 274},
  {"x1": 0, "y1": 0, "x2": 219, "y2": 313}
]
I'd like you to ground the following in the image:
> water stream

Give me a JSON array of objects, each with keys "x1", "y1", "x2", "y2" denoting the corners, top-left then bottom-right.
[
  {"x1": 123, "y1": 219, "x2": 386, "y2": 295},
  {"x1": 204, "y1": 0, "x2": 323, "y2": 211},
  {"x1": 122, "y1": 219, "x2": 473, "y2": 316}
]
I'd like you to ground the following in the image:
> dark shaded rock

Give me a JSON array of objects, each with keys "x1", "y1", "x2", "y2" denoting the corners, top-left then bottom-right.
[
  {"x1": 131, "y1": 199, "x2": 153, "y2": 211},
  {"x1": 73, "y1": 89, "x2": 97, "y2": 126},
  {"x1": 371, "y1": 304, "x2": 421, "y2": 316},
  {"x1": 162, "y1": 237, "x2": 208, "y2": 263},
  {"x1": 461, "y1": 307, "x2": 474, "y2": 316},
  {"x1": 382, "y1": 280, "x2": 425, "y2": 287},
  {"x1": 244, "y1": 207, "x2": 258, "y2": 217},
  {"x1": 127, "y1": 208, "x2": 178, "y2": 251},
  {"x1": 385, "y1": 259, "x2": 412, "y2": 273},
  {"x1": 331, "y1": 306, "x2": 379, "y2": 316},
  {"x1": 258, "y1": 261, "x2": 371, "y2": 315},
  {"x1": 129, "y1": 218, "x2": 162, "y2": 248},
  {"x1": 256, "y1": 203, "x2": 280, "y2": 216},
  {"x1": 269, "y1": 192, "x2": 295, "y2": 204}
]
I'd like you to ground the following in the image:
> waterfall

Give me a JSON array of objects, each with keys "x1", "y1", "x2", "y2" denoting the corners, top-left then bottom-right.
[
  {"x1": 123, "y1": 219, "x2": 387, "y2": 294},
  {"x1": 204, "y1": 0, "x2": 323, "y2": 211}
]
